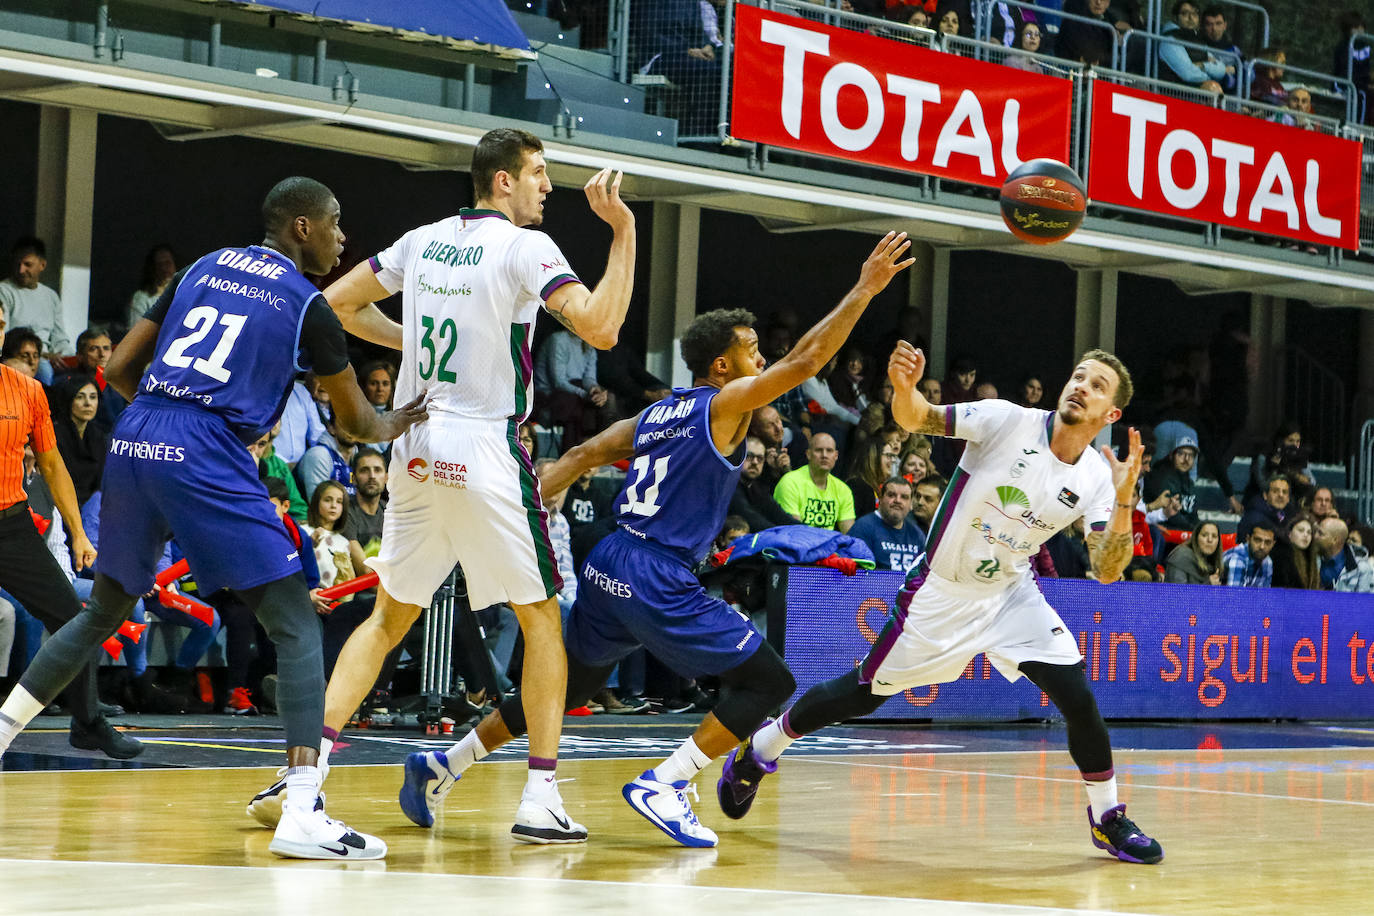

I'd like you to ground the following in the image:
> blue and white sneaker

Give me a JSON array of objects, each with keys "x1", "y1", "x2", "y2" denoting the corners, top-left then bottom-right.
[
  {"x1": 622, "y1": 770, "x2": 718, "y2": 848},
  {"x1": 398, "y1": 751, "x2": 459, "y2": 828}
]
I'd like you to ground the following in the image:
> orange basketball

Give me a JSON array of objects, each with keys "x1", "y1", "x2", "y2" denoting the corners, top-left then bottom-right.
[{"x1": 999, "y1": 159, "x2": 1088, "y2": 244}]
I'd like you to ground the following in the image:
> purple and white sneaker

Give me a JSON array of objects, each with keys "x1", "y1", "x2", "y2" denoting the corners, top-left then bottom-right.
[
  {"x1": 1089, "y1": 804, "x2": 1163, "y2": 864},
  {"x1": 716, "y1": 734, "x2": 777, "y2": 820}
]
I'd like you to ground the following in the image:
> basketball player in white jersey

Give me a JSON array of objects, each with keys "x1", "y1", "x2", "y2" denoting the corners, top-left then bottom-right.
[
  {"x1": 247, "y1": 128, "x2": 635, "y2": 843},
  {"x1": 720, "y1": 345, "x2": 1165, "y2": 865}
]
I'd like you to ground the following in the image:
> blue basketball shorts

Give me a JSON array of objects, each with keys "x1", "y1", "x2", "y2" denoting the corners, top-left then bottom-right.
[
  {"x1": 564, "y1": 528, "x2": 762, "y2": 679},
  {"x1": 97, "y1": 399, "x2": 301, "y2": 597}
]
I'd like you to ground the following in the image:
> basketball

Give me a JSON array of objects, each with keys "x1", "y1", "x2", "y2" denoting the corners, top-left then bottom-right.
[{"x1": 999, "y1": 159, "x2": 1088, "y2": 244}]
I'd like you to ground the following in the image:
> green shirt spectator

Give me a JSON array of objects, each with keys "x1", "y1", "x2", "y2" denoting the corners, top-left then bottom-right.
[{"x1": 772, "y1": 432, "x2": 856, "y2": 532}]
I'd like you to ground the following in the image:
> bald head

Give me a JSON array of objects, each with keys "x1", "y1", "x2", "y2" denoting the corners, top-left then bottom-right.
[
  {"x1": 806, "y1": 432, "x2": 838, "y2": 477},
  {"x1": 1317, "y1": 517, "x2": 1349, "y2": 558}
]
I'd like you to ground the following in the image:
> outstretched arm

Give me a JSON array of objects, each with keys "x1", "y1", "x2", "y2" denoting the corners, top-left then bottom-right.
[
  {"x1": 543, "y1": 169, "x2": 636, "y2": 350},
  {"x1": 322, "y1": 264, "x2": 404, "y2": 351},
  {"x1": 538, "y1": 415, "x2": 640, "y2": 500},
  {"x1": 1086, "y1": 427, "x2": 1145, "y2": 585}
]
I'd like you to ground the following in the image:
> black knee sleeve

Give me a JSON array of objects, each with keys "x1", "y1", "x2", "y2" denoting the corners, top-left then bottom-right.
[
  {"x1": 495, "y1": 651, "x2": 615, "y2": 739},
  {"x1": 18, "y1": 573, "x2": 137, "y2": 714},
  {"x1": 240, "y1": 574, "x2": 324, "y2": 751},
  {"x1": 786, "y1": 667, "x2": 887, "y2": 736},
  {"x1": 1019, "y1": 660, "x2": 1113, "y2": 775},
  {"x1": 712, "y1": 641, "x2": 797, "y2": 739}
]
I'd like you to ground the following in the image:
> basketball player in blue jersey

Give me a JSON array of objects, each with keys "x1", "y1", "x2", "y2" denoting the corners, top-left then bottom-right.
[
  {"x1": 396, "y1": 231, "x2": 915, "y2": 847},
  {"x1": 0, "y1": 177, "x2": 426, "y2": 860}
]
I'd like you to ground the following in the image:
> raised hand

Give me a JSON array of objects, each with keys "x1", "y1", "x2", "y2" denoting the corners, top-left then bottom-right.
[
  {"x1": 584, "y1": 168, "x2": 634, "y2": 232},
  {"x1": 1101, "y1": 426, "x2": 1145, "y2": 499},
  {"x1": 887, "y1": 340, "x2": 927, "y2": 393},
  {"x1": 856, "y1": 231, "x2": 916, "y2": 297}
]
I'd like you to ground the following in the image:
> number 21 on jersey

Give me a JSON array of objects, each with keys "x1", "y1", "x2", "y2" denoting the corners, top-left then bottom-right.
[
  {"x1": 162, "y1": 305, "x2": 247, "y2": 383},
  {"x1": 620, "y1": 455, "x2": 669, "y2": 517}
]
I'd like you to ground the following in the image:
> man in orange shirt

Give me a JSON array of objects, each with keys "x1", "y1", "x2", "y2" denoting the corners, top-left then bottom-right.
[{"x1": 0, "y1": 312, "x2": 141, "y2": 759}]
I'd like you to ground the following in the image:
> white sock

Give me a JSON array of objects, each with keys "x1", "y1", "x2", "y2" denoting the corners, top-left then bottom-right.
[
  {"x1": 442, "y1": 729, "x2": 489, "y2": 776},
  {"x1": 525, "y1": 767, "x2": 559, "y2": 800},
  {"x1": 652, "y1": 737, "x2": 712, "y2": 785},
  {"x1": 0, "y1": 687, "x2": 45, "y2": 754},
  {"x1": 1085, "y1": 776, "x2": 1120, "y2": 822},
  {"x1": 319, "y1": 736, "x2": 334, "y2": 768},
  {"x1": 283, "y1": 765, "x2": 322, "y2": 815},
  {"x1": 751, "y1": 718, "x2": 797, "y2": 764}
]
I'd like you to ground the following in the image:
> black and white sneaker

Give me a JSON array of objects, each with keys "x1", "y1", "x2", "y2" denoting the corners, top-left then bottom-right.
[
  {"x1": 248, "y1": 766, "x2": 327, "y2": 828},
  {"x1": 269, "y1": 804, "x2": 386, "y2": 860},
  {"x1": 511, "y1": 787, "x2": 588, "y2": 845}
]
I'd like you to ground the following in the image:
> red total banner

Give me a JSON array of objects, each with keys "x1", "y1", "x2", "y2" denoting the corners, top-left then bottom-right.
[
  {"x1": 730, "y1": 5, "x2": 1072, "y2": 187},
  {"x1": 1089, "y1": 82, "x2": 1362, "y2": 249}
]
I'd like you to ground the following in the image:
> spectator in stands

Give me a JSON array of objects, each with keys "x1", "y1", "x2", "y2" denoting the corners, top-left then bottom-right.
[
  {"x1": 845, "y1": 437, "x2": 901, "y2": 516},
  {"x1": 1015, "y1": 374, "x2": 1045, "y2": 408},
  {"x1": 935, "y1": 2, "x2": 961, "y2": 36},
  {"x1": 849, "y1": 476, "x2": 927, "y2": 572},
  {"x1": 1310, "y1": 486, "x2": 1340, "y2": 520},
  {"x1": 1143, "y1": 435, "x2": 1200, "y2": 531},
  {"x1": 1200, "y1": 5, "x2": 1243, "y2": 94},
  {"x1": 534, "y1": 458, "x2": 578, "y2": 619},
  {"x1": 633, "y1": 0, "x2": 724, "y2": 136},
  {"x1": 774, "y1": 432, "x2": 856, "y2": 532},
  {"x1": 1056, "y1": 0, "x2": 1116, "y2": 68},
  {"x1": 943, "y1": 356, "x2": 977, "y2": 403},
  {"x1": 1164, "y1": 520, "x2": 1223, "y2": 585},
  {"x1": 1238, "y1": 474, "x2": 1292, "y2": 542},
  {"x1": 359, "y1": 360, "x2": 394, "y2": 412},
  {"x1": 1332, "y1": 11, "x2": 1370, "y2": 124},
  {"x1": 1246, "y1": 421, "x2": 1314, "y2": 506},
  {"x1": 801, "y1": 356, "x2": 861, "y2": 455},
  {"x1": 917, "y1": 377, "x2": 941, "y2": 405},
  {"x1": 518, "y1": 420, "x2": 545, "y2": 462},
  {"x1": 297, "y1": 412, "x2": 359, "y2": 499},
  {"x1": 125, "y1": 244, "x2": 178, "y2": 332},
  {"x1": 911, "y1": 474, "x2": 945, "y2": 535},
  {"x1": 1316, "y1": 517, "x2": 1374, "y2": 592},
  {"x1": 0, "y1": 325, "x2": 42, "y2": 379},
  {"x1": 598, "y1": 342, "x2": 670, "y2": 419},
  {"x1": 900, "y1": 450, "x2": 929, "y2": 487},
  {"x1": 714, "y1": 515, "x2": 750, "y2": 554},
  {"x1": 1003, "y1": 20, "x2": 1048, "y2": 74},
  {"x1": 1276, "y1": 87, "x2": 1315, "y2": 128},
  {"x1": 1222, "y1": 523, "x2": 1276, "y2": 587},
  {"x1": 828, "y1": 348, "x2": 869, "y2": 414},
  {"x1": 987, "y1": 2, "x2": 1036, "y2": 48},
  {"x1": 1249, "y1": 47, "x2": 1289, "y2": 106},
  {"x1": 888, "y1": 2, "x2": 931, "y2": 29},
  {"x1": 276, "y1": 373, "x2": 326, "y2": 466},
  {"x1": 730, "y1": 436, "x2": 795, "y2": 533},
  {"x1": 749, "y1": 404, "x2": 802, "y2": 487},
  {"x1": 343, "y1": 448, "x2": 386, "y2": 575},
  {"x1": 50, "y1": 374, "x2": 107, "y2": 507},
  {"x1": 1045, "y1": 517, "x2": 1092, "y2": 579},
  {"x1": 562, "y1": 467, "x2": 614, "y2": 541},
  {"x1": 0, "y1": 237, "x2": 69, "y2": 384},
  {"x1": 1272, "y1": 514, "x2": 1321, "y2": 590},
  {"x1": 535, "y1": 327, "x2": 615, "y2": 449},
  {"x1": 1158, "y1": 0, "x2": 1227, "y2": 93},
  {"x1": 58, "y1": 329, "x2": 124, "y2": 428},
  {"x1": 305, "y1": 480, "x2": 356, "y2": 592},
  {"x1": 975, "y1": 382, "x2": 998, "y2": 400},
  {"x1": 247, "y1": 424, "x2": 306, "y2": 522}
]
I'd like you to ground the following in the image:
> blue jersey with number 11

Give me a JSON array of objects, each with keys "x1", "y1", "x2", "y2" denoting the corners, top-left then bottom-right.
[
  {"x1": 615, "y1": 386, "x2": 743, "y2": 563},
  {"x1": 139, "y1": 246, "x2": 321, "y2": 442}
]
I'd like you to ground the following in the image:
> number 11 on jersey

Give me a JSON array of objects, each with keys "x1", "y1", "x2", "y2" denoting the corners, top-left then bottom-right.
[{"x1": 620, "y1": 455, "x2": 669, "y2": 517}]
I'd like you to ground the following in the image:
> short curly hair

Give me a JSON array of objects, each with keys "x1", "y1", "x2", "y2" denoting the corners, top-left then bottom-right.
[{"x1": 681, "y1": 308, "x2": 756, "y2": 379}]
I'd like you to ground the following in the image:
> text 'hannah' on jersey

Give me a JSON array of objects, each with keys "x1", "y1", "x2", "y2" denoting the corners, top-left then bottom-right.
[
  {"x1": 140, "y1": 246, "x2": 322, "y2": 438},
  {"x1": 615, "y1": 387, "x2": 743, "y2": 563}
]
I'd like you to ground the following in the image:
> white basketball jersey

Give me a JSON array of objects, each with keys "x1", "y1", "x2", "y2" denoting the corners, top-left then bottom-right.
[
  {"x1": 924, "y1": 400, "x2": 1115, "y2": 589},
  {"x1": 371, "y1": 209, "x2": 581, "y2": 422}
]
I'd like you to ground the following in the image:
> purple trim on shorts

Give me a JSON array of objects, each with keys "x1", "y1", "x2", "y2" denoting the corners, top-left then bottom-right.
[
  {"x1": 321, "y1": 726, "x2": 339, "y2": 742},
  {"x1": 779, "y1": 710, "x2": 802, "y2": 739},
  {"x1": 529, "y1": 756, "x2": 558, "y2": 771},
  {"x1": 943, "y1": 404, "x2": 956, "y2": 436},
  {"x1": 1082, "y1": 768, "x2": 1115, "y2": 782},
  {"x1": 540, "y1": 273, "x2": 579, "y2": 302},
  {"x1": 858, "y1": 566, "x2": 926, "y2": 684},
  {"x1": 368, "y1": 255, "x2": 382, "y2": 274}
]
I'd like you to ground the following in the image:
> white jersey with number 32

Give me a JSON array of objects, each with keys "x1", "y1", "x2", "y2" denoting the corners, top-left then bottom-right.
[
  {"x1": 924, "y1": 400, "x2": 1115, "y2": 589},
  {"x1": 371, "y1": 209, "x2": 581, "y2": 422}
]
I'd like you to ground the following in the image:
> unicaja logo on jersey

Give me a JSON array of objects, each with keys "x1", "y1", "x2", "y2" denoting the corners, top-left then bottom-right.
[
  {"x1": 407, "y1": 458, "x2": 430, "y2": 482},
  {"x1": 996, "y1": 485, "x2": 1030, "y2": 512}
]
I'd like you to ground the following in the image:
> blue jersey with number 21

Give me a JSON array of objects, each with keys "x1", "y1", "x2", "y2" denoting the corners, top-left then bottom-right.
[
  {"x1": 615, "y1": 386, "x2": 743, "y2": 563},
  {"x1": 139, "y1": 245, "x2": 322, "y2": 441}
]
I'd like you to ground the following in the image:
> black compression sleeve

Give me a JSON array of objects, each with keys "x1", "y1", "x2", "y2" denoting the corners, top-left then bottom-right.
[
  {"x1": 298, "y1": 296, "x2": 350, "y2": 377},
  {"x1": 141, "y1": 267, "x2": 191, "y2": 324}
]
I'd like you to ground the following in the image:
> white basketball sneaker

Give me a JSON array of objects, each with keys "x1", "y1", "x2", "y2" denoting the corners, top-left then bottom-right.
[
  {"x1": 622, "y1": 770, "x2": 718, "y2": 848},
  {"x1": 269, "y1": 803, "x2": 387, "y2": 860},
  {"x1": 511, "y1": 783, "x2": 589, "y2": 844}
]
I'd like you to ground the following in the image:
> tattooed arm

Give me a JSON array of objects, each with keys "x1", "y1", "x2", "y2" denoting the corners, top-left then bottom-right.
[
  {"x1": 541, "y1": 169, "x2": 637, "y2": 349},
  {"x1": 889, "y1": 341, "x2": 947, "y2": 436},
  {"x1": 1086, "y1": 427, "x2": 1147, "y2": 585}
]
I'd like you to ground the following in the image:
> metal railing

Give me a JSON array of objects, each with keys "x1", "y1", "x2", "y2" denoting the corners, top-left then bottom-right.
[
  {"x1": 1345, "y1": 33, "x2": 1370, "y2": 125},
  {"x1": 1244, "y1": 58, "x2": 1359, "y2": 124},
  {"x1": 1347, "y1": 122, "x2": 1374, "y2": 257},
  {"x1": 973, "y1": 0, "x2": 1120, "y2": 71},
  {"x1": 1359, "y1": 420, "x2": 1374, "y2": 526},
  {"x1": 1286, "y1": 345, "x2": 1348, "y2": 466}
]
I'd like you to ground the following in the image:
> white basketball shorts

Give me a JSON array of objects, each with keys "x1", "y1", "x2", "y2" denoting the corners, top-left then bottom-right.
[
  {"x1": 861, "y1": 570, "x2": 1083, "y2": 695},
  {"x1": 367, "y1": 416, "x2": 561, "y2": 610}
]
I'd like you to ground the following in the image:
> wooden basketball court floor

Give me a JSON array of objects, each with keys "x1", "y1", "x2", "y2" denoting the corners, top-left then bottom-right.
[{"x1": 2, "y1": 719, "x2": 1372, "y2": 915}]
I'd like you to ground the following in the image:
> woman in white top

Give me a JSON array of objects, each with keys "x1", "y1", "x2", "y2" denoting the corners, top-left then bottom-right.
[
  {"x1": 304, "y1": 480, "x2": 355, "y2": 593},
  {"x1": 1004, "y1": 20, "x2": 1047, "y2": 74}
]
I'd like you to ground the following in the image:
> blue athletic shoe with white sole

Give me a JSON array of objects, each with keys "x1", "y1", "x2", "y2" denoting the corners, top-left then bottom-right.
[
  {"x1": 398, "y1": 750, "x2": 458, "y2": 828},
  {"x1": 622, "y1": 770, "x2": 718, "y2": 848}
]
